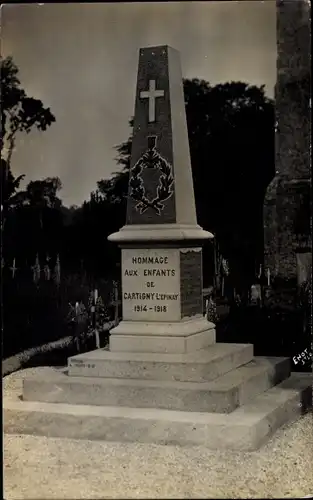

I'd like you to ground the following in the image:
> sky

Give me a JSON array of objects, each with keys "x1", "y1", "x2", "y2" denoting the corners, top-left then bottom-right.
[{"x1": 2, "y1": 1, "x2": 276, "y2": 207}]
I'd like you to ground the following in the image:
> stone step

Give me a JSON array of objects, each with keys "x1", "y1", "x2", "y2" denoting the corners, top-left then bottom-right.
[
  {"x1": 23, "y1": 357, "x2": 291, "y2": 413},
  {"x1": 4, "y1": 373, "x2": 311, "y2": 451},
  {"x1": 68, "y1": 343, "x2": 253, "y2": 382}
]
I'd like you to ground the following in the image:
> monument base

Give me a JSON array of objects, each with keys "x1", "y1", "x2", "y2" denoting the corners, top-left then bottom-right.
[
  {"x1": 5, "y1": 364, "x2": 312, "y2": 451},
  {"x1": 109, "y1": 316, "x2": 215, "y2": 353}
]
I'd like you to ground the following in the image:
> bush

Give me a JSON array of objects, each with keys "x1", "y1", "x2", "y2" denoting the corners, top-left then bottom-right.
[{"x1": 216, "y1": 302, "x2": 311, "y2": 372}]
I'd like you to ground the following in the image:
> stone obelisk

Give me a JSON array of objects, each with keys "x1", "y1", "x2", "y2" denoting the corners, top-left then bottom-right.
[{"x1": 108, "y1": 45, "x2": 214, "y2": 354}]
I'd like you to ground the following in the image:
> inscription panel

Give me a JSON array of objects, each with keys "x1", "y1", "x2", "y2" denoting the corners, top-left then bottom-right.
[
  {"x1": 122, "y1": 248, "x2": 180, "y2": 321},
  {"x1": 180, "y1": 249, "x2": 203, "y2": 319}
]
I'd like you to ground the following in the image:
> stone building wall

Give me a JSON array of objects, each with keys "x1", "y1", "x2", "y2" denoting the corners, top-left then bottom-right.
[{"x1": 263, "y1": 0, "x2": 311, "y2": 282}]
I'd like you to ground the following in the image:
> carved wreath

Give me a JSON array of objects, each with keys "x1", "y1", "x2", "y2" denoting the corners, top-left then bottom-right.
[{"x1": 129, "y1": 137, "x2": 174, "y2": 215}]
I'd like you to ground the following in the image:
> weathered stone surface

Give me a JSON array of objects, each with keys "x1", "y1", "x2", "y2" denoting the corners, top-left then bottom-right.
[
  {"x1": 108, "y1": 45, "x2": 213, "y2": 350},
  {"x1": 124, "y1": 45, "x2": 196, "y2": 227},
  {"x1": 109, "y1": 45, "x2": 212, "y2": 242},
  {"x1": 263, "y1": 0, "x2": 311, "y2": 281},
  {"x1": 109, "y1": 328, "x2": 215, "y2": 354},
  {"x1": 121, "y1": 248, "x2": 181, "y2": 322},
  {"x1": 110, "y1": 244, "x2": 213, "y2": 352},
  {"x1": 22, "y1": 357, "x2": 290, "y2": 414},
  {"x1": 180, "y1": 248, "x2": 203, "y2": 319},
  {"x1": 68, "y1": 343, "x2": 253, "y2": 382},
  {"x1": 4, "y1": 373, "x2": 312, "y2": 451}
]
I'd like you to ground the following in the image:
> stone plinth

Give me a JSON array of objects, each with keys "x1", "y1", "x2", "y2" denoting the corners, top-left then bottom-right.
[
  {"x1": 5, "y1": 371, "x2": 311, "y2": 451},
  {"x1": 23, "y1": 357, "x2": 290, "y2": 414},
  {"x1": 110, "y1": 247, "x2": 214, "y2": 353},
  {"x1": 67, "y1": 343, "x2": 254, "y2": 381}
]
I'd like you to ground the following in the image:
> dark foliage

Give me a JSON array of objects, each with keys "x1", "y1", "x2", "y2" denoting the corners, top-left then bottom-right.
[{"x1": 3, "y1": 274, "x2": 114, "y2": 359}]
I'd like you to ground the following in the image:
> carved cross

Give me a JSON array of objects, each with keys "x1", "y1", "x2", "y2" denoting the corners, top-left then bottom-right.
[{"x1": 140, "y1": 80, "x2": 164, "y2": 123}]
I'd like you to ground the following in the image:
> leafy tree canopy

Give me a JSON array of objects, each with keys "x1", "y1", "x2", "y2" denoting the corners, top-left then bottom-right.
[
  {"x1": 1, "y1": 56, "x2": 55, "y2": 156},
  {"x1": 1, "y1": 56, "x2": 56, "y2": 214}
]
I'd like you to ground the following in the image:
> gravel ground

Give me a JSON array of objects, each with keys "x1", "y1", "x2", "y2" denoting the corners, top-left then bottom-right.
[{"x1": 4, "y1": 367, "x2": 313, "y2": 499}]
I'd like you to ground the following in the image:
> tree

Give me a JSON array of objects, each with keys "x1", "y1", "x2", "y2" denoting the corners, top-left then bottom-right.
[
  {"x1": 100, "y1": 79, "x2": 275, "y2": 290},
  {"x1": 0, "y1": 158, "x2": 25, "y2": 211},
  {"x1": 1, "y1": 56, "x2": 55, "y2": 164},
  {"x1": 23, "y1": 177, "x2": 62, "y2": 209},
  {"x1": 61, "y1": 190, "x2": 124, "y2": 278},
  {"x1": 1, "y1": 56, "x2": 56, "y2": 224},
  {"x1": 3, "y1": 177, "x2": 64, "y2": 263}
]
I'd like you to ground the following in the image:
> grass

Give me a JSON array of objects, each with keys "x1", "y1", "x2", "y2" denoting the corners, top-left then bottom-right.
[{"x1": 3, "y1": 321, "x2": 115, "y2": 377}]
